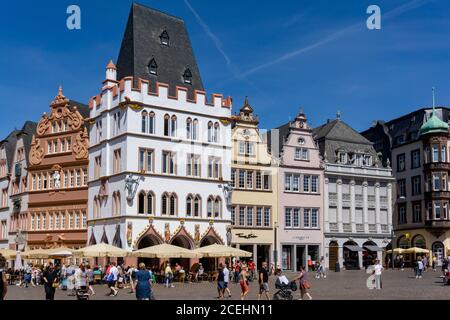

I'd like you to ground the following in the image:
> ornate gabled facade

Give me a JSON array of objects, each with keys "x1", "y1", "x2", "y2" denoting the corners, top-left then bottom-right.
[
  {"x1": 230, "y1": 98, "x2": 279, "y2": 269},
  {"x1": 26, "y1": 86, "x2": 90, "y2": 253},
  {"x1": 362, "y1": 105, "x2": 450, "y2": 266},
  {"x1": 87, "y1": 3, "x2": 232, "y2": 269},
  {"x1": 267, "y1": 110, "x2": 324, "y2": 271},
  {"x1": 314, "y1": 116, "x2": 394, "y2": 270}
]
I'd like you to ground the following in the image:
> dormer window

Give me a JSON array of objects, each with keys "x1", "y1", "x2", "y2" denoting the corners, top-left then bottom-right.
[
  {"x1": 338, "y1": 152, "x2": 347, "y2": 164},
  {"x1": 148, "y1": 58, "x2": 157, "y2": 75},
  {"x1": 160, "y1": 30, "x2": 170, "y2": 46},
  {"x1": 183, "y1": 68, "x2": 192, "y2": 84}
]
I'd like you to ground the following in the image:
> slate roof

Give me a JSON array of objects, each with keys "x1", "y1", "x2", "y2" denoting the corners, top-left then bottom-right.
[
  {"x1": 16, "y1": 121, "x2": 37, "y2": 166},
  {"x1": 313, "y1": 119, "x2": 378, "y2": 164},
  {"x1": 0, "y1": 129, "x2": 19, "y2": 173},
  {"x1": 116, "y1": 3, "x2": 204, "y2": 99}
]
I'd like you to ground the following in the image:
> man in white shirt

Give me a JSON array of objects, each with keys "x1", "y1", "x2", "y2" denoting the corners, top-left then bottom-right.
[
  {"x1": 373, "y1": 260, "x2": 384, "y2": 290},
  {"x1": 222, "y1": 264, "x2": 231, "y2": 298},
  {"x1": 108, "y1": 262, "x2": 119, "y2": 296}
]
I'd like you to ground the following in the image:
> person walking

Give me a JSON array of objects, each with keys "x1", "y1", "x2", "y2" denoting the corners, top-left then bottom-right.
[
  {"x1": 86, "y1": 265, "x2": 95, "y2": 296},
  {"x1": 216, "y1": 264, "x2": 225, "y2": 299},
  {"x1": 416, "y1": 258, "x2": 424, "y2": 279},
  {"x1": 107, "y1": 262, "x2": 119, "y2": 296},
  {"x1": 257, "y1": 262, "x2": 270, "y2": 301},
  {"x1": 239, "y1": 266, "x2": 250, "y2": 300},
  {"x1": 164, "y1": 262, "x2": 174, "y2": 288},
  {"x1": 134, "y1": 263, "x2": 153, "y2": 300},
  {"x1": 234, "y1": 261, "x2": 240, "y2": 284},
  {"x1": 43, "y1": 263, "x2": 59, "y2": 300},
  {"x1": 0, "y1": 254, "x2": 7, "y2": 300},
  {"x1": 222, "y1": 263, "x2": 231, "y2": 298},
  {"x1": 432, "y1": 254, "x2": 437, "y2": 272},
  {"x1": 75, "y1": 263, "x2": 88, "y2": 291},
  {"x1": 373, "y1": 259, "x2": 384, "y2": 289},
  {"x1": 296, "y1": 266, "x2": 312, "y2": 300}
]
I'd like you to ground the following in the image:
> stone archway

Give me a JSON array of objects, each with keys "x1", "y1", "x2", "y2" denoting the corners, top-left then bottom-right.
[
  {"x1": 169, "y1": 226, "x2": 196, "y2": 272},
  {"x1": 328, "y1": 241, "x2": 339, "y2": 270},
  {"x1": 135, "y1": 224, "x2": 165, "y2": 270},
  {"x1": 343, "y1": 240, "x2": 360, "y2": 270},
  {"x1": 199, "y1": 226, "x2": 224, "y2": 247}
]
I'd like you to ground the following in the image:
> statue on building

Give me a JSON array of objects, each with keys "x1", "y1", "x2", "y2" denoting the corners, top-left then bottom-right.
[
  {"x1": 164, "y1": 223, "x2": 171, "y2": 243},
  {"x1": 226, "y1": 226, "x2": 232, "y2": 246},
  {"x1": 194, "y1": 224, "x2": 200, "y2": 246},
  {"x1": 53, "y1": 170, "x2": 61, "y2": 189},
  {"x1": 223, "y1": 183, "x2": 233, "y2": 208},
  {"x1": 127, "y1": 222, "x2": 133, "y2": 247},
  {"x1": 125, "y1": 174, "x2": 140, "y2": 202}
]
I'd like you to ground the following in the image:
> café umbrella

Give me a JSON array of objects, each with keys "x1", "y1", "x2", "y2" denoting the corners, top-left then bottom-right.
[
  {"x1": 192, "y1": 244, "x2": 252, "y2": 258},
  {"x1": 132, "y1": 243, "x2": 202, "y2": 259},
  {"x1": 73, "y1": 243, "x2": 129, "y2": 258},
  {"x1": 403, "y1": 247, "x2": 430, "y2": 254},
  {"x1": 0, "y1": 249, "x2": 18, "y2": 259}
]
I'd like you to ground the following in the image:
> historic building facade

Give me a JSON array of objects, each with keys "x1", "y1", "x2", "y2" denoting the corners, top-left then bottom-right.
[
  {"x1": 26, "y1": 87, "x2": 90, "y2": 250},
  {"x1": 313, "y1": 116, "x2": 394, "y2": 270},
  {"x1": 362, "y1": 106, "x2": 450, "y2": 265},
  {"x1": 87, "y1": 4, "x2": 233, "y2": 268},
  {"x1": 0, "y1": 131, "x2": 18, "y2": 249},
  {"x1": 230, "y1": 98, "x2": 278, "y2": 269},
  {"x1": 268, "y1": 111, "x2": 324, "y2": 271},
  {"x1": 7, "y1": 121, "x2": 36, "y2": 251}
]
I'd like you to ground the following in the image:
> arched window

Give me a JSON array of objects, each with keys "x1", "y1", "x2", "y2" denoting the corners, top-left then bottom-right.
[
  {"x1": 186, "y1": 118, "x2": 192, "y2": 140},
  {"x1": 147, "y1": 192, "x2": 154, "y2": 215},
  {"x1": 214, "y1": 197, "x2": 221, "y2": 218},
  {"x1": 213, "y1": 122, "x2": 219, "y2": 143},
  {"x1": 116, "y1": 192, "x2": 121, "y2": 216},
  {"x1": 112, "y1": 193, "x2": 116, "y2": 216},
  {"x1": 148, "y1": 58, "x2": 157, "y2": 75},
  {"x1": 160, "y1": 30, "x2": 169, "y2": 46},
  {"x1": 162, "y1": 193, "x2": 168, "y2": 215},
  {"x1": 207, "y1": 197, "x2": 214, "y2": 218},
  {"x1": 183, "y1": 68, "x2": 192, "y2": 84},
  {"x1": 138, "y1": 192, "x2": 145, "y2": 214},
  {"x1": 412, "y1": 235, "x2": 426, "y2": 248},
  {"x1": 93, "y1": 196, "x2": 98, "y2": 218},
  {"x1": 193, "y1": 119, "x2": 199, "y2": 140},
  {"x1": 171, "y1": 115, "x2": 177, "y2": 137},
  {"x1": 194, "y1": 195, "x2": 201, "y2": 217},
  {"x1": 207, "y1": 122, "x2": 213, "y2": 142},
  {"x1": 186, "y1": 195, "x2": 193, "y2": 217},
  {"x1": 148, "y1": 112, "x2": 155, "y2": 134},
  {"x1": 398, "y1": 236, "x2": 410, "y2": 249},
  {"x1": 141, "y1": 111, "x2": 148, "y2": 133},
  {"x1": 164, "y1": 114, "x2": 170, "y2": 136},
  {"x1": 170, "y1": 194, "x2": 177, "y2": 216}
]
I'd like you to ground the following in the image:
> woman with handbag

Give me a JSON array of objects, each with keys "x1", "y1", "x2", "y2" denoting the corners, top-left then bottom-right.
[
  {"x1": 239, "y1": 266, "x2": 250, "y2": 300},
  {"x1": 296, "y1": 266, "x2": 312, "y2": 300},
  {"x1": 43, "y1": 263, "x2": 59, "y2": 300}
]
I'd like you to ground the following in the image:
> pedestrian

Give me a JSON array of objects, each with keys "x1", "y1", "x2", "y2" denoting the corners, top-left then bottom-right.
[
  {"x1": 248, "y1": 260, "x2": 255, "y2": 281},
  {"x1": 385, "y1": 255, "x2": 390, "y2": 270},
  {"x1": 43, "y1": 262, "x2": 59, "y2": 300},
  {"x1": 442, "y1": 257, "x2": 449, "y2": 276},
  {"x1": 432, "y1": 254, "x2": 437, "y2": 272},
  {"x1": 0, "y1": 254, "x2": 7, "y2": 300},
  {"x1": 295, "y1": 266, "x2": 312, "y2": 300},
  {"x1": 127, "y1": 265, "x2": 137, "y2": 293},
  {"x1": 234, "y1": 260, "x2": 241, "y2": 284},
  {"x1": 75, "y1": 263, "x2": 88, "y2": 291},
  {"x1": 164, "y1": 262, "x2": 174, "y2": 288},
  {"x1": 416, "y1": 258, "x2": 424, "y2": 279},
  {"x1": 373, "y1": 259, "x2": 383, "y2": 290},
  {"x1": 86, "y1": 265, "x2": 95, "y2": 296},
  {"x1": 399, "y1": 255, "x2": 404, "y2": 271},
  {"x1": 217, "y1": 264, "x2": 225, "y2": 299},
  {"x1": 222, "y1": 263, "x2": 231, "y2": 298},
  {"x1": 239, "y1": 266, "x2": 250, "y2": 300},
  {"x1": 257, "y1": 262, "x2": 270, "y2": 301},
  {"x1": 134, "y1": 263, "x2": 153, "y2": 300},
  {"x1": 107, "y1": 262, "x2": 119, "y2": 296}
]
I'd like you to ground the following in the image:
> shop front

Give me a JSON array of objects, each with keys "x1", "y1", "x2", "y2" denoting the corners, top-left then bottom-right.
[{"x1": 281, "y1": 243, "x2": 321, "y2": 272}]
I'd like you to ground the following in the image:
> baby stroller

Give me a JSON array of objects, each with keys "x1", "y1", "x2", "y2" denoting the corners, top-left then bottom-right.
[
  {"x1": 75, "y1": 287, "x2": 90, "y2": 300},
  {"x1": 273, "y1": 280, "x2": 297, "y2": 300}
]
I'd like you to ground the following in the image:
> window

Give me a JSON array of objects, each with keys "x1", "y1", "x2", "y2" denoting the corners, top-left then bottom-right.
[
  {"x1": 82, "y1": 211, "x2": 87, "y2": 228},
  {"x1": 207, "y1": 198, "x2": 214, "y2": 218},
  {"x1": 338, "y1": 152, "x2": 347, "y2": 164},
  {"x1": 187, "y1": 154, "x2": 200, "y2": 177},
  {"x1": 285, "y1": 208, "x2": 292, "y2": 228},
  {"x1": 112, "y1": 112, "x2": 121, "y2": 136},
  {"x1": 76, "y1": 170, "x2": 81, "y2": 187},
  {"x1": 292, "y1": 175, "x2": 299, "y2": 192},
  {"x1": 213, "y1": 198, "x2": 221, "y2": 218},
  {"x1": 69, "y1": 212, "x2": 74, "y2": 229},
  {"x1": 398, "y1": 179, "x2": 406, "y2": 198},
  {"x1": 239, "y1": 170, "x2": 245, "y2": 188},
  {"x1": 138, "y1": 192, "x2": 145, "y2": 214},
  {"x1": 311, "y1": 176, "x2": 319, "y2": 193},
  {"x1": 246, "y1": 171, "x2": 253, "y2": 189},
  {"x1": 162, "y1": 194, "x2": 168, "y2": 215},
  {"x1": 295, "y1": 148, "x2": 309, "y2": 161},
  {"x1": 186, "y1": 195, "x2": 193, "y2": 217},
  {"x1": 442, "y1": 146, "x2": 447, "y2": 162},
  {"x1": 256, "y1": 207, "x2": 262, "y2": 226},
  {"x1": 293, "y1": 208, "x2": 300, "y2": 228},
  {"x1": 433, "y1": 174, "x2": 440, "y2": 191},
  {"x1": 170, "y1": 116, "x2": 177, "y2": 137},
  {"x1": 208, "y1": 157, "x2": 221, "y2": 179},
  {"x1": 256, "y1": 172, "x2": 262, "y2": 189},
  {"x1": 263, "y1": 173, "x2": 270, "y2": 190},
  {"x1": 169, "y1": 194, "x2": 177, "y2": 216},
  {"x1": 231, "y1": 169, "x2": 236, "y2": 188},
  {"x1": 186, "y1": 118, "x2": 192, "y2": 140},
  {"x1": 183, "y1": 68, "x2": 192, "y2": 84},
  {"x1": 194, "y1": 196, "x2": 200, "y2": 217},
  {"x1": 164, "y1": 114, "x2": 170, "y2": 136},
  {"x1": 411, "y1": 149, "x2": 421, "y2": 169},
  {"x1": 303, "y1": 209, "x2": 310, "y2": 228},
  {"x1": 432, "y1": 145, "x2": 439, "y2": 162},
  {"x1": 148, "y1": 58, "x2": 157, "y2": 75},
  {"x1": 95, "y1": 120, "x2": 103, "y2": 144},
  {"x1": 247, "y1": 207, "x2": 253, "y2": 226},
  {"x1": 444, "y1": 202, "x2": 449, "y2": 219},
  {"x1": 443, "y1": 174, "x2": 448, "y2": 191},
  {"x1": 239, "y1": 142, "x2": 254, "y2": 156},
  {"x1": 413, "y1": 203, "x2": 422, "y2": 223},
  {"x1": 148, "y1": 112, "x2": 155, "y2": 134},
  {"x1": 146, "y1": 193, "x2": 153, "y2": 215},
  {"x1": 399, "y1": 205, "x2": 407, "y2": 224},
  {"x1": 412, "y1": 176, "x2": 421, "y2": 196},
  {"x1": 213, "y1": 123, "x2": 219, "y2": 143},
  {"x1": 162, "y1": 151, "x2": 176, "y2": 174},
  {"x1": 231, "y1": 207, "x2": 236, "y2": 226},
  {"x1": 82, "y1": 169, "x2": 88, "y2": 186},
  {"x1": 207, "y1": 122, "x2": 213, "y2": 143},
  {"x1": 311, "y1": 209, "x2": 319, "y2": 228},
  {"x1": 264, "y1": 208, "x2": 271, "y2": 227},
  {"x1": 139, "y1": 149, "x2": 154, "y2": 173},
  {"x1": 113, "y1": 149, "x2": 121, "y2": 174},
  {"x1": 75, "y1": 212, "x2": 80, "y2": 229},
  {"x1": 239, "y1": 207, "x2": 245, "y2": 226},
  {"x1": 94, "y1": 156, "x2": 102, "y2": 179},
  {"x1": 192, "y1": 119, "x2": 198, "y2": 140},
  {"x1": 303, "y1": 175, "x2": 310, "y2": 192},
  {"x1": 160, "y1": 30, "x2": 169, "y2": 46},
  {"x1": 397, "y1": 154, "x2": 406, "y2": 172},
  {"x1": 61, "y1": 212, "x2": 66, "y2": 229},
  {"x1": 141, "y1": 111, "x2": 147, "y2": 133},
  {"x1": 435, "y1": 203, "x2": 441, "y2": 219}
]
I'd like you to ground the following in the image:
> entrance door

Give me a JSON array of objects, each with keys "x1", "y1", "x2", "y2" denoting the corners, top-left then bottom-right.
[
  {"x1": 329, "y1": 242, "x2": 338, "y2": 270},
  {"x1": 257, "y1": 245, "x2": 270, "y2": 269},
  {"x1": 282, "y1": 246, "x2": 292, "y2": 270},
  {"x1": 296, "y1": 246, "x2": 305, "y2": 271},
  {"x1": 432, "y1": 242, "x2": 444, "y2": 266}
]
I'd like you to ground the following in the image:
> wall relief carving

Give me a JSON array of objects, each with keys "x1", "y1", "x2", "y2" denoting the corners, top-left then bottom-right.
[
  {"x1": 29, "y1": 135, "x2": 45, "y2": 166},
  {"x1": 73, "y1": 128, "x2": 89, "y2": 160}
]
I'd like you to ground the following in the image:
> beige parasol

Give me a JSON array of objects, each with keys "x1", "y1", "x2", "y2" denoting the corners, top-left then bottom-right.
[
  {"x1": 0, "y1": 249, "x2": 18, "y2": 259},
  {"x1": 73, "y1": 243, "x2": 129, "y2": 258},
  {"x1": 23, "y1": 248, "x2": 52, "y2": 259},
  {"x1": 132, "y1": 243, "x2": 202, "y2": 259},
  {"x1": 192, "y1": 244, "x2": 252, "y2": 258},
  {"x1": 47, "y1": 247, "x2": 75, "y2": 258},
  {"x1": 386, "y1": 248, "x2": 405, "y2": 254},
  {"x1": 402, "y1": 247, "x2": 430, "y2": 254}
]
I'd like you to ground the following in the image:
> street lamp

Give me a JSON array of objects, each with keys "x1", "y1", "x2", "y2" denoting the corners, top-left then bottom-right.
[{"x1": 273, "y1": 221, "x2": 279, "y2": 272}]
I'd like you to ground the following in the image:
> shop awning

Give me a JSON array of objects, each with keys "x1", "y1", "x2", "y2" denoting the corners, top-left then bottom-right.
[
  {"x1": 364, "y1": 245, "x2": 382, "y2": 252},
  {"x1": 344, "y1": 245, "x2": 364, "y2": 252}
]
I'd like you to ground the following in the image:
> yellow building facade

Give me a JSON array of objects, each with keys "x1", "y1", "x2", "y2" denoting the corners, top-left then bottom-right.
[{"x1": 230, "y1": 98, "x2": 279, "y2": 269}]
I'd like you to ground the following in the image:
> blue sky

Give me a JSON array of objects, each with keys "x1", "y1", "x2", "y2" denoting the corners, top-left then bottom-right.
[{"x1": 1, "y1": 0, "x2": 449, "y2": 138}]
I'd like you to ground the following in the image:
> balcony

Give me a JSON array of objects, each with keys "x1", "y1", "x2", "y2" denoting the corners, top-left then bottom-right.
[
  {"x1": 425, "y1": 220, "x2": 450, "y2": 229},
  {"x1": 424, "y1": 191, "x2": 450, "y2": 199},
  {"x1": 424, "y1": 162, "x2": 450, "y2": 171}
]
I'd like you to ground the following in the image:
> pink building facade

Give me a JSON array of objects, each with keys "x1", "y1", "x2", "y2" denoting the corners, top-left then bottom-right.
[{"x1": 269, "y1": 111, "x2": 324, "y2": 271}]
